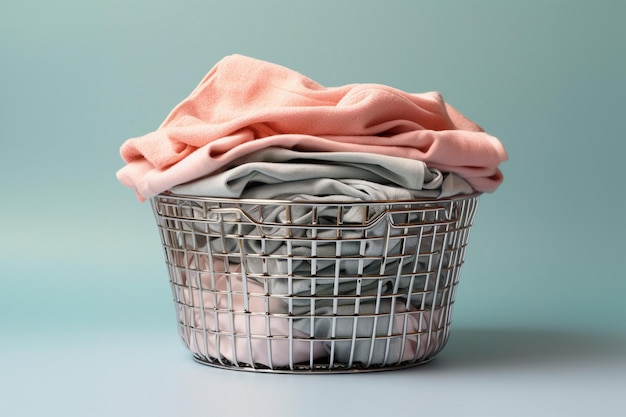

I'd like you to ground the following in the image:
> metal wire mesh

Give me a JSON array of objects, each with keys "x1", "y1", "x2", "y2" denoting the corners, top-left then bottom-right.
[{"x1": 150, "y1": 192, "x2": 480, "y2": 373}]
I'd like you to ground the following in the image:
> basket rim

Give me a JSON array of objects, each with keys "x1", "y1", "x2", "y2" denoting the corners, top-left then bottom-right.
[{"x1": 154, "y1": 190, "x2": 482, "y2": 206}]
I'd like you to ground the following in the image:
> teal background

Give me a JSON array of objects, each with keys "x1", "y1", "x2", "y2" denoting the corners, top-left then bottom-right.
[{"x1": 1, "y1": 1, "x2": 624, "y2": 416}]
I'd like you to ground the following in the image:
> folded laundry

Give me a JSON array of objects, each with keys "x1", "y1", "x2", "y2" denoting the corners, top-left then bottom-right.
[
  {"x1": 291, "y1": 301, "x2": 444, "y2": 366},
  {"x1": 117, "y1": 54, "x2": 507, "y2": 201},
  {"x1": 172, "y1": 255, "x2": 327, "y2": 368},
  {"x1": 166, "y1": 186, "x2": 458, "y2": 367},
  {"x1": 175, "y1": 173, "x2": 459, "y2": 305},
  {"x1": 239, "y1": 175, "x2": 472, "y2": 201},
  {"x1": 170, "y1": 252, "x2": 442, "y2": 367},
  {"x1": 170, "y1": 148, "x2": 436, "y2": 196},
  {"x1": 169, "y1": 147, "x2": 474, "y2": 199}
]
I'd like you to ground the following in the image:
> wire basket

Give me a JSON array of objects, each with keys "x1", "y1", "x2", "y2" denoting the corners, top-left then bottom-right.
[{"x1": 150, "y1": 192, "x2": 480, "y2": 373}]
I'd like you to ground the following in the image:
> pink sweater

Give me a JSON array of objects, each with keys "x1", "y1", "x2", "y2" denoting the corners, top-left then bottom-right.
[{"x1": 117, "y1": 54, "x2": 507, "y2": 201}]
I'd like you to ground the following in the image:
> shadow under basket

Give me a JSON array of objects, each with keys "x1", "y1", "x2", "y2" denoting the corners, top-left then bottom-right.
[{"x1": 150, "y1": 192, "x2": 480, "y2": 373}]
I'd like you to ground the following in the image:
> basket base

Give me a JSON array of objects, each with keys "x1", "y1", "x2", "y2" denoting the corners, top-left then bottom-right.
[{"x1": 190, "y1": 354, "x2": 437, "y2": 374}]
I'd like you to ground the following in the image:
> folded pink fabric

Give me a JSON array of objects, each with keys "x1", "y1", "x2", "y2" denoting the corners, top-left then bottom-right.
[{"x1": 117, "y1": 54, "x2": 507, "y2": 201}]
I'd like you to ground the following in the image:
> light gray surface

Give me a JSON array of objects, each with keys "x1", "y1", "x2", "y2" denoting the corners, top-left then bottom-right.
[{"x1": 2, "y1": 327, "x2": 624, "y2": 417}]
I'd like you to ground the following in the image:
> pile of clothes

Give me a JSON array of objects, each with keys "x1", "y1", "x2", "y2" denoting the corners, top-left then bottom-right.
[
  {"x1": 117, "y1": 54, "x2": 506, "y2": 201},
  {"x1": 117, "y1": 54, "x2": 507, "y2": 368}
]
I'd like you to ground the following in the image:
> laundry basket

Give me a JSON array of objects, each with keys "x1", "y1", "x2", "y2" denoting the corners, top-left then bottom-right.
[{"x1": 150, "y1": 192, "x2": 480, "y2": 373}]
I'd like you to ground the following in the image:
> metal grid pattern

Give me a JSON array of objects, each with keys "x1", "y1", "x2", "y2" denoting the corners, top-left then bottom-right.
[{"x1": 151, "y1": 193, "x2": 480, "y2": 373}]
